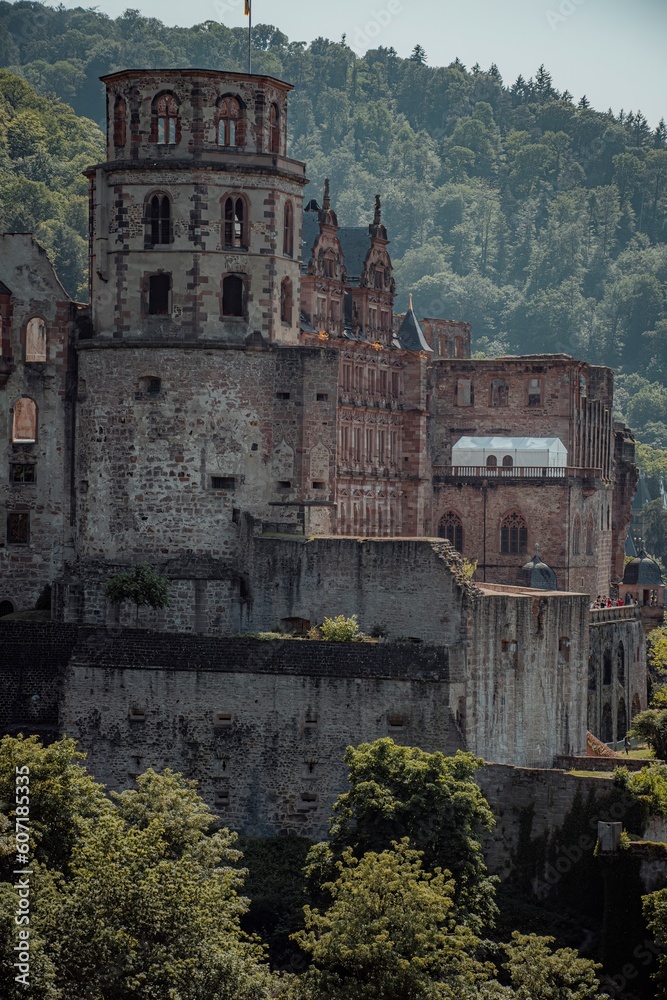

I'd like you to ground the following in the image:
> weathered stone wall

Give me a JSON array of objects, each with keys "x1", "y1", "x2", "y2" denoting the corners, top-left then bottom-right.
[
  {"x1": 0, "y1": 621, "x2": 78, "y2": 737},
  {"x1": 58, "y1": 630, "x2": 459, "y2": 838},
  {"x1": 468, "y1": 587, "x2": 589, "y2": 766},
  {"x1": 73, "y1": 343, "x2": 339, "y2": 565},
  {"x1": 588, "y1": 611, "x2": 647, "y2": 743},
  {"x1": 0, "y1": 235, "x2": 76, "y2": 612}
]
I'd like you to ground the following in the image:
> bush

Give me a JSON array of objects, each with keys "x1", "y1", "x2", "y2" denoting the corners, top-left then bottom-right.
[{"x1": 320, "y1": 615, "x2": 364, "y2": 642}]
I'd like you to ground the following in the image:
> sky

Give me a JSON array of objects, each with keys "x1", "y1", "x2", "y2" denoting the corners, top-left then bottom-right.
[{"x1": 45, "y1": 0, "x2": 667, "y2": 125}]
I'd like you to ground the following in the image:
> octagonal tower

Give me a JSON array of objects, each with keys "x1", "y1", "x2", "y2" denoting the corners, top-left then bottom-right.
[{"x1": 88, "y1": 69, "x2": 306, "y2": 343}]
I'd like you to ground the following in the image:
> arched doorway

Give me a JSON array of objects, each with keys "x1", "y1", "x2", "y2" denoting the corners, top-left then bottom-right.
[{"x1": 0, "y1": 600, "x2": 14, "y2": 618}]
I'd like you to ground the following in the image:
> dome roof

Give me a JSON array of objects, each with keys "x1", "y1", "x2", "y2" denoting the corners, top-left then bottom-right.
[
  {"x1": 517, "y1": 548, "x2": 558, "y2": 591},
  {"x1": 623, "y1": 551, "x2": 664, "y2": 587}
]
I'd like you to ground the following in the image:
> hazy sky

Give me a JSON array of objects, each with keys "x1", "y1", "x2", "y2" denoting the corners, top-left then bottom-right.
[{"x1": 46, "y1": 0, "x2": 667, "y2": 125}]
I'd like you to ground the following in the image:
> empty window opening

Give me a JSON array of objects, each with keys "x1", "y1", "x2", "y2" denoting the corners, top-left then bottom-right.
[
  {"x1": 223, "y1": 196, "x2": 247, "y2": 249},
  {"x1": 283, "y1": 201, "x2": 294, "y2": 257},
  {"x1": 7, "y1": 512, "x2": 29, "y2": 545},
  {"x1": 387, "y1": 715, "x2": 406, "y2": 730},
  {"x1": 128, "y1": 706, "x2": 146, "y2": 721},
  {"x1": 276, "y1": 391, "x2": 290, "y2": 400},
  {"x1": 25, "y1": 317, "x2": 47, "y2": 362},
  {"x1": 527, "y1": 378, "x2": 542, "y2": 406},
  {"x1": 148, "y1": 273, "x2": 171, "y2": 315},
  {"x1": 304, "y1": 715, "x2": 318, "y2": 729},
  {"x1": 222, "y1": 274, "x2": 244, "y2": 317},
  {"x1": 316, "y1": 392, "x2": 328, "y2": 402},
  {"x1": 10, "y1": 464, "x2": 36, "y2": 484},
  {"x1": 153, "y1": 92, "x2": 179, "y2": 144},
  {"x1": 0, "y1": 600, "x2": 14, "y2": 618},
  {"x1": 217, "y1": 95, "x2": 243, "y2": 146},
  {"x1": 212, "y1": 476, "x2": 236, "y2": 490},
  {"x1": 603, "y1": 650, "x2": 612, "y2": 686},
  {"x1": 277, "y1": 480, "x2": 291, "y2": 490},
  {"x1": 215, "y1": 788, "x2": 230, "y2": 806},
  {"x1": 214, "y1": 712, "x2": 234, "y2": 728},
  {"x1": 140, "y1": 376, "x2": 161, "y2": 396},
  {"x1": 147, "y1": 194, "x2": 171, "y2": 245},
  {"x1": 491, "y1": 379, "x2": 508, "y2": 407},
  {"x1": 312, "y1": 481, "x2": 326, "y2": 490},
  {"x1": 298, "y1": 792, "x2": 318, "y2": 810},
  {"x1": 559, "y1": 637, "x2": 571, "y2": 662}
]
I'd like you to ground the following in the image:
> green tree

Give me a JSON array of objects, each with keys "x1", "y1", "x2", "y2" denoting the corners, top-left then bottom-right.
[
  {"x1": 502, "y1": 932, "x2": 608, "y2": 1000},
  {"x1": 104, "y1": 563, "x2": 170, "y2": 623},
  {"x1": 630, "y1": 708, "x2": 667, "y2": 760},
  {"x1": 294, "y1": 839, "x2": 487, "y2": 1000},
  {"x1": 315, "y1": 739, "x2": 497, "y2": 934}
]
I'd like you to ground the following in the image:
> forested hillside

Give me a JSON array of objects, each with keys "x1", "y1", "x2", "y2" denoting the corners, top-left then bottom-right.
[{"x1": 1, "y1": 1, "x2": 667, "y2": 442}]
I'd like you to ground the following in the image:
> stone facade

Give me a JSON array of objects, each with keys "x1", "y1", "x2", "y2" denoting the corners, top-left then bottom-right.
[
  {"x1": 0, "y1": 235, "x2": 77, "y2": 614},
  {"x1": 0, "y1": 67, "x2": 647, "y2": 784}
]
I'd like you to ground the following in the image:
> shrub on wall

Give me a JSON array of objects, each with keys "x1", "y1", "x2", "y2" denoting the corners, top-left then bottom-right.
[{"x1": 320, "y1": 615, "x2": 365, "y2": 642}]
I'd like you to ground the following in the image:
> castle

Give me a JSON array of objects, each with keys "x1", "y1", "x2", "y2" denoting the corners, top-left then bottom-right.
[{"x1": 0, "y1": 69, "x2": 651, "y2": 830}]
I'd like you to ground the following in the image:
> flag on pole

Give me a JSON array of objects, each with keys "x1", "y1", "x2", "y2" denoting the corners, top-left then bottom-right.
[{"x1": 244, "y1": 0, "x2": 250, "y2": 14}]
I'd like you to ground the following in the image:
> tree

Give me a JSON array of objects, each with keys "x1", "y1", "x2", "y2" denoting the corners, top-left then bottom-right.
[
  {"x1": 104, "y1": 563, "x2": 170, "y2": 623},
  {"x1": 630, "y1": 708, "x2": 667, "y2": 761},
  {"x1": 0, "y1": 745, "x2": 274, "y2": 1000},
  {"x1": 410, "y1": 44, "x2": 427, "y2": 65},
  {"x1": 313, "y1": 739, "x2": 498, "y2": 934},
  {"x1": 294, "y1": 839, "x2": 485, "y2": 1000},
  {"x1": 643, "y1": 889, "x2": 667, "y2": 998},
  {"x1": 502, "y1": 932, "x2": 608, "y2": 1000}
]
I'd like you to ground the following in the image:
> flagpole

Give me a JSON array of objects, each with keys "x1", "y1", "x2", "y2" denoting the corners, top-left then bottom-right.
[{"x1": 247, "y1": 0, "x2": 252, "y2": 75}]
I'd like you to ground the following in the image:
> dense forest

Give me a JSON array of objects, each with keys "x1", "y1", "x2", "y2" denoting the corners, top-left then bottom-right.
[{"x1": 1, "y1": 1, "x2": 667, "y2": 449}]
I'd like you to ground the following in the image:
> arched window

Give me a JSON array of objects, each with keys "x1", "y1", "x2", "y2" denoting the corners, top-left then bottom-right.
[
  {"x1": 25, "y1": 317, "x2": 46, "y2": 362},
  {"x1": 631, "y1": 693, "x2": 641, "y2": 721},
  {"x1": 216, "y1": 95, "x2": 244, "y2": 147},
  {"x1": 12, "y1": 397, "x2": 37, "y2": 443},
  {"x1": 281, "y1": 277, "x2": 293, "y2": 324},
  {"x1": 586, "y1": 516, "x2": 594, "y2": 555},
  {"x1": 617, "y1": 642, "x2": 625, "y2": 685},
  {"x1": 145, "y1": 193, "x2": 172, "y2": 245},
  {"x1": 152, "y1": 92, "x2": 179, "y2": 145},
  {"x1": 588, "y1": 656, "x2": 596, "y2": 691},
  {"x1": 603, "y1": 648, "x2": 612, "y2": 686},
  {"x1": 222, "y1": 274, "x2": 244, "y2": 317},
  {"x1": 438, "y1": 510, "x2": 463, "y2": 552},
  {"x1": 283, "y1": 201, "x2": 294, "y2": 257},
  {"x1": 601, "y1": 702, "x2": 613, "y2": 743},
  {"x1": 223, "y1": 196, "x2": 248, "y2": 249},
  {"x1": 617, "y1": 698, "x2": 627, "y2": 739},
  {"x1": 500, "y1": 512, "x2": 527, "y2": 555},
  {"x1": 0, "y1": 600, "x2": 14, "y2": 618},
  {"x1": 454, "y1": 336, "x2": 464, "y2": 358},
  {"x1": 573, "y1": 517, "x2": 581, "y2": 556},
  {"x1": 502, "y1": 455, "x2": 513, "y2": 469},
  {"x1": 269, "y1": 102, "x2": 280, "y2": 154},
  {"x1": 486, "y1": 455, "x2": 497, "y2": 469},
  {"x1": 113, "y1": 96, "x2": 126, "y2": 148}
]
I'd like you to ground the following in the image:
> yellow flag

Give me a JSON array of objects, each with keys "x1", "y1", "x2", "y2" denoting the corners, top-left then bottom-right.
[{"x1": 244, "y1": 0, "x2": 250, "y2": 14}]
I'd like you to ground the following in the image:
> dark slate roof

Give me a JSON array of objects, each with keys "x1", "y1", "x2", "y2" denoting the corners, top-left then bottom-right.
[
  {"x1": 625, "y1": 533, "x2": 638, "y2": 558},
  {"x1": 517, "y1": 551, "x2": 558, "y2": 591},
  {"x1": 623, "y1": 552, "x2": 664, "y2": 586},
  {"x1": 300, "y1": 312, "x2": 318, "y2": 335},
  {"x1": 337, "y1": 227, "x2": 370, "y2": 286},
  {"x1": 395, "y1": 306, "x2": 432, "y2": 353},
  {"x1": 0, "y1": 280, "x2": 12, "y2": 295}
]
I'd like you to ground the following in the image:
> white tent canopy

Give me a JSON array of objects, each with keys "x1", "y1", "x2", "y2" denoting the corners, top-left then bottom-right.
[{"x1": 452, "y1": 436, "x2": 568, "y2": 468}]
